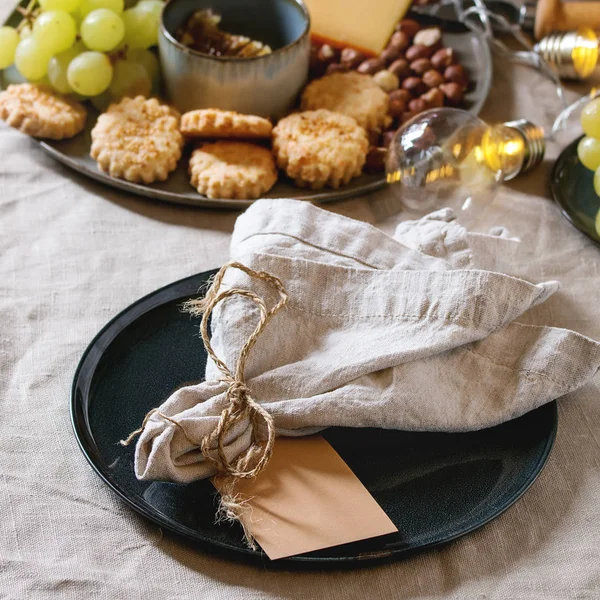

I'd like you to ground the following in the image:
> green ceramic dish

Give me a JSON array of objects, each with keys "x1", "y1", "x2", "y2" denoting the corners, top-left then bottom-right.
[{"x1": 552, "y1": 135, "x2": 600, "y2": 244}]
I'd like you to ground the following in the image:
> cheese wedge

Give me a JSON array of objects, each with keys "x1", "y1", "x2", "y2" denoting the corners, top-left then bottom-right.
[{"x1": 303, "y1": 0, "x2": 412, "y2": 54}]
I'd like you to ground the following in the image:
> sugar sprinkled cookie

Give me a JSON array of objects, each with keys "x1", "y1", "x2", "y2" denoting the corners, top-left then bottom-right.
[
  {"x1": 0, "y1": 83, "x2": 87, "y2": 140},
  {"x1": 189, "y1": 141, "x2": 277, "y2": 200},
  {"x1": 180, "y1": 109, "x2": 273, "y2": 139},
  {"x1": 90, "y1": 96, "x2": 183, "y2": 184},
  {"x1": 300, "y1": 72, "x2": 390, "y2": 132},
  {"x1": 272, "y1": 109, "x2": 369, "y2": 189}
]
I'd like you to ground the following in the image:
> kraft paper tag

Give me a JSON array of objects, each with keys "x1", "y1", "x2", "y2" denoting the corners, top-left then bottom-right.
[{"x1": 213, "y1": 435, "x2": 397, "y2": 560}]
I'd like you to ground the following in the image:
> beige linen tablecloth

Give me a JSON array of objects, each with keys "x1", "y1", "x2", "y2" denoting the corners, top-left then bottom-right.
[{"x1": 2, "y1": 3, "x2": 600, "y2": 596}]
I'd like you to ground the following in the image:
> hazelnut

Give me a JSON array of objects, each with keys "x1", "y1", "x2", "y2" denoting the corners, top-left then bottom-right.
[
  {"x1": 402, "y1": 76, "x2": 426, "y2": 96},
  {"x1": 357, "y1": 57, "x2": 385, "y2": 75},
  {"x1": 408, "y1": 98, "x2": 429, "y2": 113},
  {"x1": 388, "y1": 31, "x2": 410, "y2": 52},
  {"x1": 395, "y1": 19, "x2": 420, "y2": 39},
  {"x1": 388, "y1": 58, "x2": 411, "y2": 80},
  {"x1": 439, "y1": 82, "x2": 465, "y2": 105},
  {"x1": 444, "y1": 64, "x2": 468, "y2": 87},
  {"x1": 413, "y1": 27, "x2": 442, "y2": 49},
  {"x1": 422, "y1": 69, "x2": 444, "y2": 88},
  {"x1": 364, "y1": 147, "x2": 388, "y2": 173},
  {"x1": 389, "y1": 88, "x2": 411, "y2": 104},
  {"x1": 340, "y1": 47, "x2": 366, "y2": 69},
  {"x1": 388, "y1": 95, "x2": 408, "y2": 118},
  {"x1": 373, "y1": 69, "x2": 400, "y2": 92},
  {"x1": 326, "y1": 62, "x2": 349, "y2": 75},
  {"x1": 380, "y1": 45, "x2": 401, "y2": 64},
  {"x1": 410, "y1": 58, "x2": 433, "y2": 75},
  {"x1": 431, "y1": 47, "x2": 455, "y2": 70},
  {"x1": 401, "y1": 111, "x2": 417, "y2": 124},
  {"x1": 421, "y1": 87, "x2": 444, "y2": 108},
  {"x1": 382, "y1": 130, "x2": 396, "y2": 148},
  {"x1": 317, "y1": 44, "x2": 338, "y2": 63},
  {"x1": 309, "y1": 45, "x2": 325, "y2": 73},
  {"x1": 405, "y1": 44, "x2": 434, "y2": 62}
]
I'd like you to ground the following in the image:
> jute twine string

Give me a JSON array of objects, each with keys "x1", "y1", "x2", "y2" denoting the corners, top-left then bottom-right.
[{"x1": 121, "y1": 262, "x2": 288, "y2": 548}]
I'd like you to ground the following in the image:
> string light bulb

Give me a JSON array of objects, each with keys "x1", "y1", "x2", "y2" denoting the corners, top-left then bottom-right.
[
  {"x1": 535, "y1": 28, "x2": 599, "y2": 80},
  {"x1": 385, "y1": 108, "x2": 545, "y2": 219}
]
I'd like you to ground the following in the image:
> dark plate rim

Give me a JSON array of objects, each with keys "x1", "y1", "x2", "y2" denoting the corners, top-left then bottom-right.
[
  {"x1": 550, "y1": 134, "x2": 600, "y2": 247},
  {"x1": 70, "y1": 269, "x2": 557, "y2": 566}
]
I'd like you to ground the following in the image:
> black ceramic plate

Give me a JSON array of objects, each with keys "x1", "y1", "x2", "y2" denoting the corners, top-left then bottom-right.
[
  {"x1": 552, "y1": 135, "x2": 600, "y2": 245},
  {"x1": 71, "y1": 269, "x2": 557, "y2": 565},
  {"x1": 2, "y1": 7, "x2": 492, "y2": 209}
]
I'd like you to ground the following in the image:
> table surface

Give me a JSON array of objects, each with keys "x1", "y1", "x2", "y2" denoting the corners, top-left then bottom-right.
[{"x1": 2, "y1": 2, "x2": 600, "y2": 596}]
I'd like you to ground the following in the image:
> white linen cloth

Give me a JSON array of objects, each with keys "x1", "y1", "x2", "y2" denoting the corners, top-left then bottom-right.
[{"x1": 134, "y1": 200, "x2": 600, "y2": 483}]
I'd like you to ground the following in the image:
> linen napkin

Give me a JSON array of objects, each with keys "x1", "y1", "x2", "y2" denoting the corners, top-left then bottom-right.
[{"x1": 132, "y1": 199, "x2": 600, "y2": 484}]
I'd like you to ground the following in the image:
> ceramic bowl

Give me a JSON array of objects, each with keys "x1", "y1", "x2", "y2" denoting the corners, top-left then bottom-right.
[{"x1": 159, "y1": 0, "x2": 311, "y2": 118}]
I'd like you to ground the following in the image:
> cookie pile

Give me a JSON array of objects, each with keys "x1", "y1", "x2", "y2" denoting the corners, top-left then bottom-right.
[{"x1": 182, "y1": 109, "x2": 277, "y2": 200}]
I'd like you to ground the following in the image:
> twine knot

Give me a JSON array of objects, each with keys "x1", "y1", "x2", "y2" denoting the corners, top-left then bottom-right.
[{"x1": 121, "y1": 262, "x2": 288, "y2": 548}]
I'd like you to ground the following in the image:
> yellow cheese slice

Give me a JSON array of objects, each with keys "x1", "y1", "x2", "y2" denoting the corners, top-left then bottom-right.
[{"x1": 303, "y1": 0, "x2": 412, "y2": 54}]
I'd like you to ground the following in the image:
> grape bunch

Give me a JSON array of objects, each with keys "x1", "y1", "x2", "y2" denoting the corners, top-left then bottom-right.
[
  {"x1": 0, "y1": 0, "x2": 163, "y2": 108},
  {"x1": 578, "y1": 98, "x2": 600, "y2": 196}
]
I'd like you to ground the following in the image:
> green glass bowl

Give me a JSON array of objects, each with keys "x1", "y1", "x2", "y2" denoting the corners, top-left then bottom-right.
[{"x1": 551, "y1": 135, "x2": 600, "y2": 244}]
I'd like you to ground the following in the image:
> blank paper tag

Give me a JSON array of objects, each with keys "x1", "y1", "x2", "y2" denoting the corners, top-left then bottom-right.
[{"x1": 213, "y1": 435, "x2": 397, "y2": 560}]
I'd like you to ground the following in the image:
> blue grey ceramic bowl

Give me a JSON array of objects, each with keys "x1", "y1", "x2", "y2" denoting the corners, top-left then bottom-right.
[{"x1": 159, "y1": 0, "x2": 310, "y2": 118}]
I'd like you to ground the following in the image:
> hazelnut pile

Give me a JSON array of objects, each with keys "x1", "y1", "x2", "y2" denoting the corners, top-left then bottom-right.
[{"x1": 309, "y1": 18, "x2": 470, "y2": 172}]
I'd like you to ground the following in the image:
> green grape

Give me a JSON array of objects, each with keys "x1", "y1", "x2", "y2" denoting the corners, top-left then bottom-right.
[
  {"x1": 33, "y1": 10, "x2": 77, "y2": 55},
  {"x1": 48, "y1": 43, "x2": 84, "y2": 94},
  {"x1": 136, "y1": 0, "x2": 163, "y2": 21},
  {"x1": 90, "y1": 90, "x2": 112, "y2": 111},
  {"x1": 0, "y1": 26, "x2": 20, "y2": 69},
  {"x1": 79, "y1": 0, "x2": 123, "y2": 17},
  {"x1": 67, "y1": 51, "x2": 113, "y2": 96},
  {"x1": 14, "y1": 37, "x2": 53, "y2": 80},
  {"x1": 69, "y1": 91, "x2": 88, "y2": 101},
  {"x1": 581, "y1": 98, "x2": 600, "y2": 139},
  {"x1": 81, "y1": 9, "x2": 125, "y2": 51},
  {"x1": 126, "y1": 47, "x2": 158, "y2": 82},
  {"x1": 39, "y1": 0, "x2": 82, "y2": 12},
  {"x1": 1, "y1": 64, "x2": 28, "y2": 86},
  {"x1": 122, "y1": 6, "x2": 157, "y2": 49},
  {"x1": 577, "y1": 136, "x2": 600, "y2": 171},
  {"x1": 108, "y1": 59, "x2": 151, "y2": 100},
  {"x1": 19, "y1": 23, "x2": 33, "y2": 39}
]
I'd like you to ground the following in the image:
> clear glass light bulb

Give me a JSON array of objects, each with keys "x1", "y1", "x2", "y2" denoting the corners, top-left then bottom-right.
[
  {"x1": 535, "y1": 28, "x2": 599, "y2": 80},
  {"x1": 385, "y1": 108, "x2": 544, "y2": 222}
]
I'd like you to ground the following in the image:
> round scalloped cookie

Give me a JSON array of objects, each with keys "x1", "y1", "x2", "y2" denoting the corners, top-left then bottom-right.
[{"x1": 272, "y1": 109, "x2": 369, "y2": 189}]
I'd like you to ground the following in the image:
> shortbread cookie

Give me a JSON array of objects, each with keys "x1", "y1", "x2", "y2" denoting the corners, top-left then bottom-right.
[
  {"x1": 300, "y1": 72, "x2": 390, "y2": 132},
  {"x1": 189, "y1": 141, "x2": 277, "y2": 199},
  {"x1": 180, "y1": 109, "x2": 272, "y2": 139},
  {"x1": 0, "y1": 83, "x2": 86, "y2": 140},
  {"x1": 90, "y1": 96, "x2": 183, "y2": 184},
  {"x1": 272, "y1": 109, "x2": 369, "y2": 189}
]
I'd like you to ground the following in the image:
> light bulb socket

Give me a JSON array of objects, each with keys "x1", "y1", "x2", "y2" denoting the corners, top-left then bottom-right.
[
  {"x1": 535, "y1": 30, "x2": 599, "y2": 80},
  {"x1": 501, "y1": 119, "x2": 545, "y2": 178}
]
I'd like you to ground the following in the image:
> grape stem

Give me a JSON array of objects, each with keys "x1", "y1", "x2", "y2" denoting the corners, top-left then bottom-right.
[{"x1": 16, "y1": 0, "x2": 40, "y2": 33}]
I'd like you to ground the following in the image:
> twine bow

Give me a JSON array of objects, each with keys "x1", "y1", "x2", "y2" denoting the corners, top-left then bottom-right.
[{"x1": 121, "y1": 262, "x2": 288, "y2": 547}]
